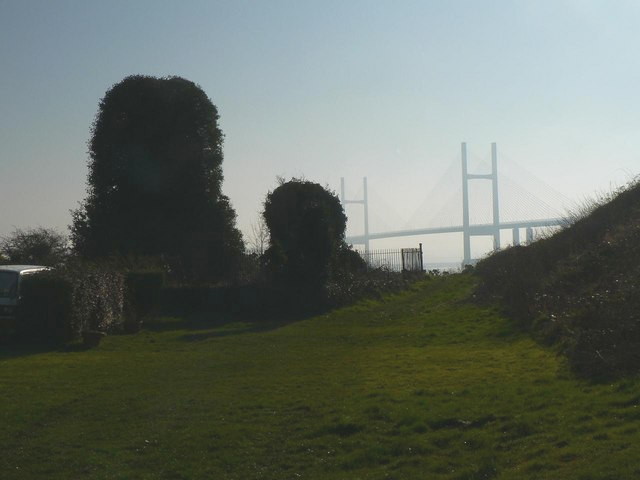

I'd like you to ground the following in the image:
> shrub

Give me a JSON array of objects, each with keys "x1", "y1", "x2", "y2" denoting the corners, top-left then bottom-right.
[
  {"x1": 69, "y1": 264, "x2": 125, "y2": 335},
  {"x1": 159, "y1": 285, "x2": 226, "y2": 315},
  {"x1": 262, "y1": 179, "x2": 347, "y2": 290},
  {"x1": 475, "y1": 179, "x2": 640, "y2": 378},
  {"x1": 474, "y1": 245, "x2": 546, "y2": 321},
  {"x1": 16, "y1": 262, "x2": 125, "y2": 343},
  {"x1": 124, "y1": 271, "x2": 164, "y2": 332},
  {"x1": 16, "y1": 273, "x2": 73, "y2": 342},
  {"x1": 565, "y1": 316, "x2": 640, "y2": 379},
  {"x1": 326, "y1": 268, "x2": 415, "y2": 308},
  {"x1": 234, "y1": 251, "x2": 264, "y2": 285},
  {"x1": 333, "y1": 244, "x2": 367, "y2": 275}
]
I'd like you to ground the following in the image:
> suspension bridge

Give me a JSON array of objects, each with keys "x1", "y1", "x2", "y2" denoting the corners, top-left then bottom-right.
[{"x1": 342, "y1": 143, "x2": 571, "y2": 266}]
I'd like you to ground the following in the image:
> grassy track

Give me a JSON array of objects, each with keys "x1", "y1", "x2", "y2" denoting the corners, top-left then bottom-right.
[{"x1": 1, "y1": 275, "x2": 639, "y2": 479}]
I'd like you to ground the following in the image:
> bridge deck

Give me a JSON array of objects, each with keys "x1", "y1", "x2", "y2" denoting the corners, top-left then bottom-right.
[{"x1": 346, "y1": 218, "x2": 565, "y2": 244}]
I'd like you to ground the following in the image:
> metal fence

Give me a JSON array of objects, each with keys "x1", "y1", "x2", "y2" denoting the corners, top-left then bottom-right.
[
  {"x1": 356, "y1": 244, "x2": 424, "y2": 272},
  {"x1": 246, "y1": 244, "x2": 426, "y2": 273}
]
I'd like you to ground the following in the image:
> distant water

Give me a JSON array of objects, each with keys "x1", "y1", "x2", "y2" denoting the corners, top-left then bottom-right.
[{"x1": 424, "y1": 262, "x2": 462, "y2": 272}]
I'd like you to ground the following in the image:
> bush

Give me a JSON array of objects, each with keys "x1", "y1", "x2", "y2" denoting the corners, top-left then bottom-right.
[
  {"x1": 70, "y1": 264, "x2": 125, "y2": 335},
  {"x1": 475, "y1": 179, "x2": 640, "y2": 378},
  {"x1": 16, "y1": 262, "x2": 125, "y2": 343},
  {"x1": 159, "y1": 285, "x2": 227, "y2": 315},
  {"x1": 333, "y1": 244, "x2": 367, "y2": 275},
  {"x1": 565, "y1": 309, "x2": 640, "y2": 379},
  {"x1": 474, "y1": 245, "x2": 545, "y2": 321},
  {"x1": 16, "y1": 273, "x2": 73, "y2": 342},
  {"x1": 263, "y1": 179, "x2": 347, "y2": 290},
  {"x1": 234, "y1": 252, "x2": 264, "y2": 285},
  {"x1": 124, "y1": 272, "x2": 164, "y2": 332},
  {"x1": 326, "y1": 268, "x2": 418, "y2": 308}
]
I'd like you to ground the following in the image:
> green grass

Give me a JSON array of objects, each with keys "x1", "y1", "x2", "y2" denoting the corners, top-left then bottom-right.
[{"x1": 1, "y1": 275, "x2": 640, "y2": 479}]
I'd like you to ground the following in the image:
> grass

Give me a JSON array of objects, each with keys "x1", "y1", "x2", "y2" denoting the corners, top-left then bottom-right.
[{"x1": 1, "y1": 274, "x2": 640, "y2": 479}]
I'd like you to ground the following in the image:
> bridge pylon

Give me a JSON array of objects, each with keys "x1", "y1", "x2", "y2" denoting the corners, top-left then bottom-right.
[
  {"x1": 461, "y1": 142, "x2": 500, "y2": 266},
  {"x1": 341, "y1": 177, "x2": 370, "y2": 252},
  {"x1": 343, "y1": 143, "x2": 560, "y2": 265}
]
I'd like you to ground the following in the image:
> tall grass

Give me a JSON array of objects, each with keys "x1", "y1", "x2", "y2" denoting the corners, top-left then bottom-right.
[{"x1": 475, "y1": 177, "x2": 640, "y2": 378}]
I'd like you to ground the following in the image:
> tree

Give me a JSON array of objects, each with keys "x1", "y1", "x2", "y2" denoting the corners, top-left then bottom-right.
[
  {"x1": 246, "y1": 217, "x2": 269, "y2": 256},
  {"x1": 71, "y1": 75, "x2": 243, "y2": 281},
  {"x1": 262, "y1": 179, "x2": 347, "y2": 288},
  {"x1": 1, "y1": 227, "x2": 68, "y2": 266}
]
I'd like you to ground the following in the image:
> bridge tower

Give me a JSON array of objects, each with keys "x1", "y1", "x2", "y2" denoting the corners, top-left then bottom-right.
[
  {"x1": 341, "y1": 177, "x2": 370, "y2": 252},
  {"x1": 461, "y1": 142, "x2": 500, "y2": 265}
]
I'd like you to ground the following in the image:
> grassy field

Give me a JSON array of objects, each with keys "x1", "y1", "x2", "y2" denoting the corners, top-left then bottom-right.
[{"x1": 1, "y1": 275, "x2": 639, "y2": 479}]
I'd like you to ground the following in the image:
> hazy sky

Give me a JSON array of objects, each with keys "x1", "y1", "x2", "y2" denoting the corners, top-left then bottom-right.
[{"x1": 1, "y1": 0, "x2": 638, "y2": 263}]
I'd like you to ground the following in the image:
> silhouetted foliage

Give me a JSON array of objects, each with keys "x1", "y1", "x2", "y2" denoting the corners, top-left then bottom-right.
[
  {"x1": 333, "y1": 244, "x2": 367, "y2": 274},
  {"x1": 262, "y1": 179, "x2": 347, "y2": 290},
  {"x1": 0, "y1": 227, "x2": 68, "y2": 266},
  {"x1": 71, "y1": 75, "x2": 243, "y2": 282}
]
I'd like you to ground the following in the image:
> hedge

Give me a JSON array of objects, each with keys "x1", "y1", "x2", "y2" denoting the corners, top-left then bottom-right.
[
  {"x1": 124, "y1": 272, "x2": 164, "y2": 332},
  {"x1": 16, "y1": 263, "x2": 126, "y2": 343}
]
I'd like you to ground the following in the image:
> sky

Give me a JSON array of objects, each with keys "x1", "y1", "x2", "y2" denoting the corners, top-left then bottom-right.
[{"x1": 1, "y1": 0, "x2": 639, "y2": 264}]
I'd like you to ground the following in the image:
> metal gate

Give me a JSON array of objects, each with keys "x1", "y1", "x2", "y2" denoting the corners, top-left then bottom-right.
[{"x1": 401, "y1": 243, "x2": 424, "y2": 272}]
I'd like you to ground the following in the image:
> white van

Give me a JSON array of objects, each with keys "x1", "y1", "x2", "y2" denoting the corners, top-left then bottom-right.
[{"x1": 0, "y1": 265, "x2": 49, "y2": 325}]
